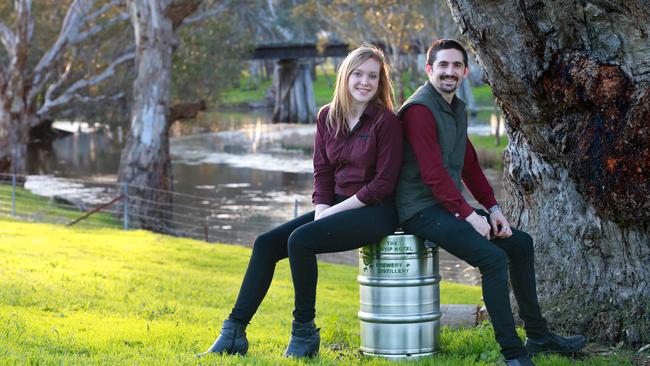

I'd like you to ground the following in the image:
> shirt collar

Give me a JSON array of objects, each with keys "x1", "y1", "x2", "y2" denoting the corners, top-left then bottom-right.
[{"x1": 361, "y1": 102, "x2": 380, "y2": 119}]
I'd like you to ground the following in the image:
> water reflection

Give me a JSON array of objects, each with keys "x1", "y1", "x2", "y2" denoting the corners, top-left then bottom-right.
[{"x1": 25, "y1": 111, "x2": 506, "y2": 286}]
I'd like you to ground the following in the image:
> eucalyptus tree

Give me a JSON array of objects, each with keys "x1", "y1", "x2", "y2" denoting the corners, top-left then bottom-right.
[
  {"x1": 447, "y1": 0, "x2": 649, "y2": 346},
  {"x1": 118, "y1": 0, "x2": 230, "y2": 232},
  {"x1": 0, "y1": 0, "x2": 132, "y2": 175}
]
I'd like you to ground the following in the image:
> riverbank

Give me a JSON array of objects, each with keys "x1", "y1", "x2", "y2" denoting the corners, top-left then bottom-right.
[{"x1": 0, "y1": 218, "x2": 641, "y2": 365}]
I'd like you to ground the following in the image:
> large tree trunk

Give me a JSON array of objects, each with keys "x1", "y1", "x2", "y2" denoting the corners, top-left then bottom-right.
[
  {"x1": 447, "y1": 0, "x2": 650, "y2": 346},
  {"x1": 118, "y1": 0, "x2": 199, "y2": 232}
]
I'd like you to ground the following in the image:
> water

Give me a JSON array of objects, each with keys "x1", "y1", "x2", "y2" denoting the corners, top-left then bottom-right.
[{"x1": 25, "y1": 110, "x2": 505, "y2": 286}]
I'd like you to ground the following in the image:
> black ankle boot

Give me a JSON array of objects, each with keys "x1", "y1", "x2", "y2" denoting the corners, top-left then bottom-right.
[
  {"x1": 283, "y1": 320, "x2": 320, "y2": 358},
  {"x1": 197, "y1": 319, "x2": 249, "y2": 356}
]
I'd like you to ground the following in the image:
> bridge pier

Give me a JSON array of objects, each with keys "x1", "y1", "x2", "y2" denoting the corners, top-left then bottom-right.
[{"x1": 272, "y1": 59, "x2": 317, "y2": 124}]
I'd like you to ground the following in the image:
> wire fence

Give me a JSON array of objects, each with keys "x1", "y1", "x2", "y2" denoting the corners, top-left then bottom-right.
[{"x1": 0, "y1": 172, "x2": 301, "y2": 245}]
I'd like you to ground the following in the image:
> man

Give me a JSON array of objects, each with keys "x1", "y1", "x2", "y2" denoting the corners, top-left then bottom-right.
[{"x1": 395, "y1": 39, "x2": 586, "y2": 366}]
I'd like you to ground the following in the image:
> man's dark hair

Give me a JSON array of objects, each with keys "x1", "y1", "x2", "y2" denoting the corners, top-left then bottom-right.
[{"x1": 426, "y1": 39, "x2": 468, "y2": 67}]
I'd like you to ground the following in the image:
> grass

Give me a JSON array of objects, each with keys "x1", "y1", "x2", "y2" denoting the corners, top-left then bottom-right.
[
  {"x1": 0, "y1": 184, "x2": 121, "y2": 228},
  {"x1": 0, "y1": 218, "x2": 637, "y2": 365}
]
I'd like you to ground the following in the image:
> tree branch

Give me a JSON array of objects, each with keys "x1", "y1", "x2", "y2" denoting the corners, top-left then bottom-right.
[
  {"x1": 181, "y1": 1, "x2": 229, "y2": 27},
  {"x1": 42, "y1": 59, "x2": 74, "y2": 104},
  {"x1": 0, "y1": 20, "x2": 16, "y2": 55},
  {"x1": 72, "y1": 11, "x2": 129, "y2": 43},
  {"x1": 31, "y1": 0, "x2": 95, "y2": 96},
  {"x1": 165, "y1": 0, "x2": 201, "y2": 29},
  {"x1": 85, "y1": 0, "x2": 125, "y2": 24},
  {"x1": 37, "y1": 49, "x2": 135, "y2": 118}
]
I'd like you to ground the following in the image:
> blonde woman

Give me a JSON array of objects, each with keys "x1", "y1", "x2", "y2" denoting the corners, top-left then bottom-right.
[{"x1": 199, "y1": 45, "x2": 403, "y2": 358}]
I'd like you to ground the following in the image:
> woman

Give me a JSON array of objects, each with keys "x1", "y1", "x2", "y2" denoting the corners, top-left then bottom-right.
[{"x1": 199, "y1": 44, "x2": 403, "y2": 358}]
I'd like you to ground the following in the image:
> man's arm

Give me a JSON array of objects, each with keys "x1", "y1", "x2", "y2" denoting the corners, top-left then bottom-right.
[
  {"x1": 403, "y1": 105, "x2": 491, "y2": 238},
  {"x1": 462, "y1": 139, "x2": 512, "y2": 238},
  {"x1": 462, "y1": 140, "x2": 498, "y2": 209},
  {"x1": 403, "y1": 105, "x2": 474, "y2": 218}
]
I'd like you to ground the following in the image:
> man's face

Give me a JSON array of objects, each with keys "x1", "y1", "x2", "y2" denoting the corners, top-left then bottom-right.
[{"x1": 426, "y1": 48, "x2": 468, "y2": 96}]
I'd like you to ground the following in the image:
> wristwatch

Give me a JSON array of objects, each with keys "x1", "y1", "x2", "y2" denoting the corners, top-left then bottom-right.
[{"x1": 489, "y1": 204, "x2": 502, "y2": 214}]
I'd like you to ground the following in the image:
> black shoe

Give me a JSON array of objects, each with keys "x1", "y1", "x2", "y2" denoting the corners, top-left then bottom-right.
[
  {"x1": 505, "y1": 355, "x2": 536, "y2": 366},
  {"x1": 525, "y1": 331, "x2": 586, "y2": 355},
  {"x1": 196, "y1": 319, "x2": 249, "y2": 356},
  {"x1": 283, "y1": 320, "x2": 320, "y2": 358}
]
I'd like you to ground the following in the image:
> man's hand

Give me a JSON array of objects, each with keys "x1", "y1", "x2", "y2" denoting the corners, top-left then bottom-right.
[
  {"x1": 489, "y1": 209, "x2": 513, "y2": 239},
  {"x1": 465, "y1": 211, "x2": 491, "y2": 239}
]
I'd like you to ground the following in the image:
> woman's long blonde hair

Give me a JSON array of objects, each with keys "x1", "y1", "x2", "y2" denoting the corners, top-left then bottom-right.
[{"x1": 326, "y1": 44, "x2": 394, "y2": 137}]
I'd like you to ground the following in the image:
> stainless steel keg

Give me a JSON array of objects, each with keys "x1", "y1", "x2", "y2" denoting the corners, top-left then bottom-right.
[{"x1": 358, "y1": 234, "x2": 440, "y2": 358}]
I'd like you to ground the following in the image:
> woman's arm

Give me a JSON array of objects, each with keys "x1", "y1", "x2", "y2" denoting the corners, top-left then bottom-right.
[{"x1": 312, "y1": 107, "x2": 335, "y2": 207}]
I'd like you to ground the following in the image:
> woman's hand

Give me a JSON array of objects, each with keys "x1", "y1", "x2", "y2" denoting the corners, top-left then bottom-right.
[
  {"x1": 314, "y1": 195, "x2": 366, "y2": 220},
  {"x1": 314, "y1": 204, "x2": 331, "y2": 220},
  {"x1": 317, "y1": 206, "x2": 336, "y2": 220}
]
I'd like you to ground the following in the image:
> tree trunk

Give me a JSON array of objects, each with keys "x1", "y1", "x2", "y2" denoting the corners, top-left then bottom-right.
[
  {"x1": 447, "y1": 0, "x2": 650, "y2": 346},
  {"x1": 0, "y1": 105, "x2": 38, "y2": 175},
  {"x1": 118, "y1": 0, "x2": 194, "y2": 232}
]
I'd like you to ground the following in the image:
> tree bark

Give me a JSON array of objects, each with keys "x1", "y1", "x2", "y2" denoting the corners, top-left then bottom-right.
[
  {"x1": 118, "y1": 0, "x2": 199, "y2": 232},
  {"x1": 447, "y1": 0, "x2": 650, "y2": 346}
]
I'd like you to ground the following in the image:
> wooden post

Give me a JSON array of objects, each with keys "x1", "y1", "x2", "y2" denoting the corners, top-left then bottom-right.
[{"x1": 272, "y1": 59, "x2": 316, "y2": 124}]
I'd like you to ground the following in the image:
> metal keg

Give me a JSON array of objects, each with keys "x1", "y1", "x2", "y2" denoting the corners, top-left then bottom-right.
[{"x1": 358, "y1": 234, "x2": 440, "y2": 358}]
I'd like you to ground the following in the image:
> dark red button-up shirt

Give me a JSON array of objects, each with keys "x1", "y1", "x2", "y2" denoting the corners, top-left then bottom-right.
[
  {"x1": 312, "y1": 103, "x2": 403, "y2": 205},
  {"x1": 402, "y1": 104, "x2": 497, "y2": 219}
]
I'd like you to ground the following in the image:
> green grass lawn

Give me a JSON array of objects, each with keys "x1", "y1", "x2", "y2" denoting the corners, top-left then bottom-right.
[{"x1": 0, "y1": 219, "x2": 636, "y2": 365}]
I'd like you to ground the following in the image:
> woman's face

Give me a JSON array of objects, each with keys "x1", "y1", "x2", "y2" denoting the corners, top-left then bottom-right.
[{"x1": 347, "y1": 57, "x2": 381, "y2": 105}]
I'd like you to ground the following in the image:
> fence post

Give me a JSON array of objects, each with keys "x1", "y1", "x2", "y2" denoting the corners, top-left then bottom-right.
[
  {"x1": 11, "y1": 173, "x2": 16, "y2": 216},
  {"x1": 294, "y1": 199, "x2": 298, "y2": 218},
  {"x1": 123, "y1": 182, "x2": 129, "y2": 230}
]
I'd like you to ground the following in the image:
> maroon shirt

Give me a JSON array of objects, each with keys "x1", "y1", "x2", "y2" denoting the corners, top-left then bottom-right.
[
  {"x1": 402, "y1": 104, "x2": 497, "y2": 219},
  {"x1": 312, "y1": 103, "x2": 403, "y2": 205}
]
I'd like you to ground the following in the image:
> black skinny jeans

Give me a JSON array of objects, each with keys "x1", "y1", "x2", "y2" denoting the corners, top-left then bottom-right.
[
  {"x1": 402, "y1": 204, "x2": 548, "y2": 360},
  {"x1": 228, "y1": 198, "x2": 397, "y2": 325}
]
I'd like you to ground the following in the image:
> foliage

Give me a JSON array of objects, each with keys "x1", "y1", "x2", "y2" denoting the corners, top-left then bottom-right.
[
  {"x1": 300, "y1": 0, "x2": 457, "y2": 104},
  {"x1": 0, "y1": 218, "x2": 636, "y2": 365},
  {"x1": 172, "y1": 15, "x2": 253, "y2": 106}
]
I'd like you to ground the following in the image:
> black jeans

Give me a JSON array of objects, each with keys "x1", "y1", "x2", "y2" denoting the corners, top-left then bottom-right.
[
  {"x1": 229, "y1": 198, "x2": 397, "y2": 325},
  {"x1": 402, "y1": 204, "x2": 548, "y2": 360}
]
